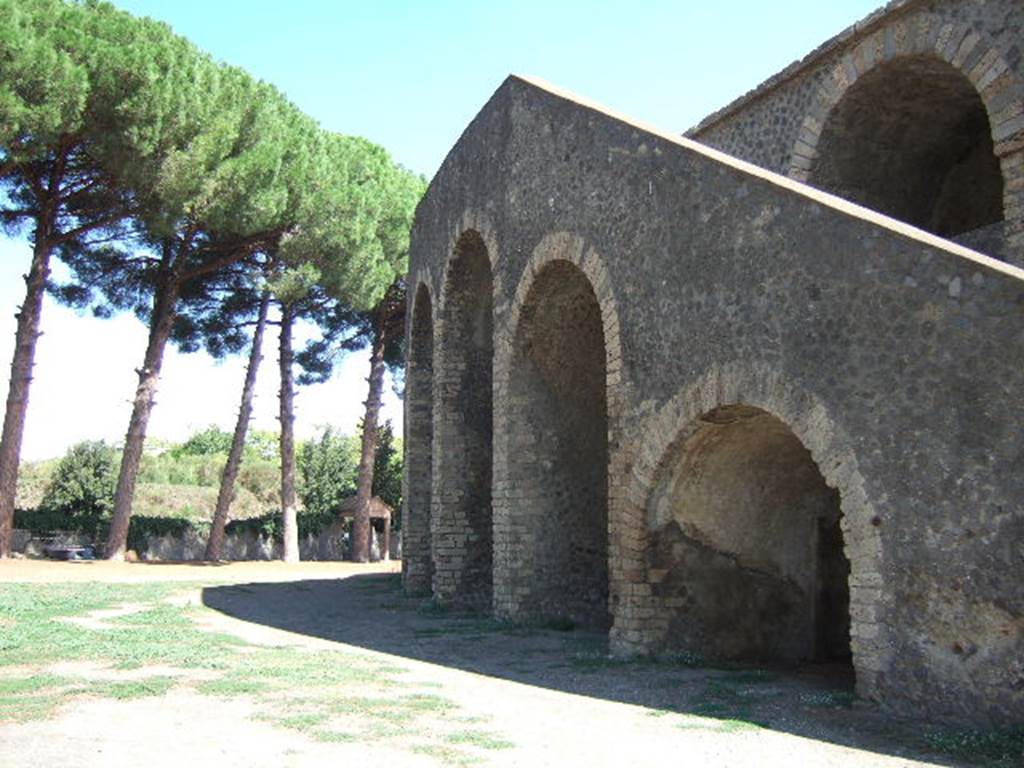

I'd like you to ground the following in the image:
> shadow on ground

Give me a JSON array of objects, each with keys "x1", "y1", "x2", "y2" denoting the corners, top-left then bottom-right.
[{"x1": 201, "y1": 573, "x2": 973, "y2": 767}]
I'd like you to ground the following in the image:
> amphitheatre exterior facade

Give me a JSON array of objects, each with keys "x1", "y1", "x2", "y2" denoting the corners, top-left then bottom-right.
[{"x1": 402, "y1": 0, "x2": 1024, "y2": 725}]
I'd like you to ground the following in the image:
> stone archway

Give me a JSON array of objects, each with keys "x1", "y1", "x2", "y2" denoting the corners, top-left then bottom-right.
[
  {"x1": 809, "y1": 55, "x2": 1003, "y2": 239},
  {"x1": 432, "y1": 230, "x2": 495, "y2": 609},
  {"x1": 646, "y1": 404, "x2": 851, "y2": 665},
  {"x1": 402, "y1": 282, "x2": 435, "y2": 595},
  {"x1": 613, "y1": 363, "x2": 887, "y2": 700},
  {"x1": 493, "y1": 233, "x2": 625, "y2": 630},
  {"x1": 788, "y1": 16, "x2": 1024, "y2": 256},
  {"x1": 503, "y1": 259, "x2": 607, "y2": 626}
]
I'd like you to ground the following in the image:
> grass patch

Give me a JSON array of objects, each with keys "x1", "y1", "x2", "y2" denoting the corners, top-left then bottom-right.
[
  {"x1": 569, "y1": 649, "x2": 632, "y2": 672},
  {"x1": 0, "y1": 580, "x2": 521, "y2": 763},
  {"x1": 411, "y1": 743, "x2": 480, "y2": 767},
  {"x1": 278, "y1": 712, "x2": 330, "y2": 732},
  {"x1": 924, "y1": 726, "x2": 1024, "y2": 767},
  {"x1": 312, "y1": 729, "x2": 357, "y2": 743},
  {"x1": 676, "y1": 717, "x2": 761, "y2": 734},
  {"x1": 690, "y1": 677, "x2": 778, "y2": 726},
  {"x1": 446, "y1": 730, "x2": 515, "y2": 750},
  {"x1": 415, "y1": 613, "x2": 540, "y2": 642},
  {"x1": 568, "y1": 639, "x2": 709, "y2": 674},
  {"x1": 0, "y1": 583, "x2": 244, "y2": 670},
  {"x1": 195, "y1": 677, "x2": 271, "y2": 696},
  {"x1": 88, "y1": 677, "x2": 176, "y2": 700},
  {"x1": 0, "y1": 674, "x2": 67, "y2": 695},
  {"x1": 0, "y1": 692, "x2": 70, "y2": 722}
]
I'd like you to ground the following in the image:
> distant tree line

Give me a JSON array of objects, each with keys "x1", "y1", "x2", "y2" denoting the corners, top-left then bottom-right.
[
  {"x1": 15, "y1": 422, "x2": 402, "y2": 543},
  {"x1": 0, "y1": 0, "x2": 425, "y2": 560}
]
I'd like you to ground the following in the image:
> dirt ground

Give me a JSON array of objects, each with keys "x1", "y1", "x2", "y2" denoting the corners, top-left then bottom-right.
[{"x1": 0, "y1": 559, "x2": 987, "y2": 767}]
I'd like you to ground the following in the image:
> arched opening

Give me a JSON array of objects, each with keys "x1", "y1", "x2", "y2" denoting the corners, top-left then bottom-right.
[
  {"x1": 810, "y1": 55, "x2": 1003, "y2": 240},
  {"x1": 402, "y1": 284, "x2": 434, "y2": 595},
  {"x1": 506, "y1": 260, "x2": 609, "y2": 629},
  {"x1": 647, "y1": 404, "x2": 851, "y2": 666},
  {"x1": 433, "y1": 232, "x2": 493, "y2": 609}
]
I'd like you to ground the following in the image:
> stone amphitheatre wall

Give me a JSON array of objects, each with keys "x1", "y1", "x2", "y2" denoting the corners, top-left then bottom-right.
[
  {"x1": 403, "y1": 36, "x2": 1024, "y2": 727},
  {"x1": 688, "y1": 0, "x2": 1024, "y2": 265},
  {"x1": 402, "y1": 75, "x2": 1024, "y2": 726}
]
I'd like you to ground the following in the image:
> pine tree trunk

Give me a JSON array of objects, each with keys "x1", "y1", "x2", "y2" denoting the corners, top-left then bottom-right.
[
  {"x1": 206, "y1": 290, "x2": 270, "y2": 561},
  {"x1": 0, "y1": 233, "x2": 53, "y2": 559},
  {"x1": 278, "y1": 303, "x2": 299, "y2": 563},
  {"x1": 352, "y1": 323, "x2": 386, "y2": 563},
  {"x1": 105, "y1": 263, "x2": 181, "y2": 561}
]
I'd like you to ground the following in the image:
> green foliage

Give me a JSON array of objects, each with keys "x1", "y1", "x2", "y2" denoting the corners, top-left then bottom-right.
[
  {"x1": 13, "y1": 506, "x2": 86, "y2": 534},
  {"x1": 266, "y1": 263, "x2": 320, "y2": 307},
  {"x1": 372, "y1": 420, "x2": 402, "y2": 514},
  {"x1": 298, "y1": 427, "x2": 359, "y2": 517},
  {"x1": 244, "y1": 430, "x2": 279, "y2": 462},
  {"x1": 171, "y1": 425, "x2": 233, "y2": 457},
  {"x1": 139, "y1": 452, "x2": 224, "y2": 487},
  {"x1": 279, "y1": 134, "x2": 420, "y2": 311},
  {"x1": 131, "y1": 483, "x2": 265, "y2": 522},
  {"x1": 38, "y1": 440, "x2": 117, "y2": 531},
  {"x1": 224, "y1": 508, "x2": 336, "y2": 542},
  {"x1": 14, "y1": 458, "x2": 56, "y2": 509},
  {"x1": 132, "y1": 426, "x2": 279, "y2": 507},
  {"x1": 126, "y1": 515, "x2": 202, "y2": 554},
  {"x1": 0, "y1": 0, "x2": 218, "y2": 248},
  {"x1": 235, "y1": 460, "x2": 279, "y2": 508}
]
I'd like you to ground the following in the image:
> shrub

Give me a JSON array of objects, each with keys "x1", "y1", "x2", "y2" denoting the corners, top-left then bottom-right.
[
  {"x1": 299, "y1": 428, "x2": 358, "y2": 517},
  {"x1": 172, "y1": 425, "x2": 233, "y2": 457},
  {"x1": 38, "y1": 441, "x2": 117, "y2": 533},
  {"x1": 372, "y1": 421, "x2": 403, "y2": 515},
  {"x1": 225, "y1": 509, "x2": 339, "y2": 542}
]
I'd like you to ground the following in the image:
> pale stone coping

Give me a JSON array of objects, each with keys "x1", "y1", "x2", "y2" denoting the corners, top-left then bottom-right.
[
  {"x1": 788, "y1": 10, "x2": 1024, "y2": 226},
  {"x1": 508, "y1": 74, "x2": 1024, "y2": 285},
  {"x1": 687, "y1": 0, "x2": 923, "y2": 136}
]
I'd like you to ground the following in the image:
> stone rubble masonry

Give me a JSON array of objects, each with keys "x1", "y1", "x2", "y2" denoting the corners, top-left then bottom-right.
[
  {"x1": 402, "y1": 2, "x2": 1024, "y2": 730},
  {"x1": 689, "y1": 0, "x2": 1024, "y2": 266}
]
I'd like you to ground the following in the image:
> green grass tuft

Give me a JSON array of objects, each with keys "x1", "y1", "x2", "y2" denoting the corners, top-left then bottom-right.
[
  {"x1": 87, "y1": 677, "x2": 176, "y2": 700},
  {"x1": 0, "y1": 674, "x2": 67, "y2": 695},
  {"x1": 446, "y1": 730, "x2": 515, "y2": 750}
]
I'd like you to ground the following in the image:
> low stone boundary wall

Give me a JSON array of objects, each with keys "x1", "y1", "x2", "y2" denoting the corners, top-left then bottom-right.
[{"x1": 12, "y1": 525, "x2": 401, "y2": 562}]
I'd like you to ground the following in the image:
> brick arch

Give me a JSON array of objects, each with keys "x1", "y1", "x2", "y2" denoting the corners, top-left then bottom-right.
[
  {"x1": 492, "y1": 231, "x2": 627, "y2": 625},
  {"x1": 497, "y1": 231, "x2": 625, "y2": 421},
  {"x1": 401, "y1": 279, "x2": 437, "y2": 594},
  {"x1": 612, "y1": 362, "x2": 888, "y2": 701},
  {"x1": 431, "y1": 224, "x2": 498, "y2": 609},
  {"x1": 436, "y1": 210, "x2": 502, "y2": 315},
  {"x1": 788, "y1": 14, "x2": 1023, "y2": 250}
]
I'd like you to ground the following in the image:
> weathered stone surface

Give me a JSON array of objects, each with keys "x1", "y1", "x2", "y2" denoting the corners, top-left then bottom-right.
[
  {"x1": 688, "y1": 0, "x2": 1024, "y2": 265},
  {"x1": 403, "y1": 4, "x2": 1024, "y2": 729}
]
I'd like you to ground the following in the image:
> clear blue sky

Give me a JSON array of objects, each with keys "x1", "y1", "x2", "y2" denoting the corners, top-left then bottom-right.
[
  {"x1": 2, "y1": 0, "x2": 883, "y2": 460},
  {"x1": 110, "y1": 0, "x2": 881, "y2": 176}
]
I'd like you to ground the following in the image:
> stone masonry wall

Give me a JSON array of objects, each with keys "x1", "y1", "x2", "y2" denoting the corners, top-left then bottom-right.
[
  {"x1": 401, "y1": 285, "x2": 434, "y2": 594},
  {"x1": 403, "y1": 76, "x2": 1024, "y2": 727},
  {"x1": 688, "y1": 0, "x2": 1024, "y2": 265},
  {"x1": 431, "y1": 232, "x2": 494, "y2": 610}
]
